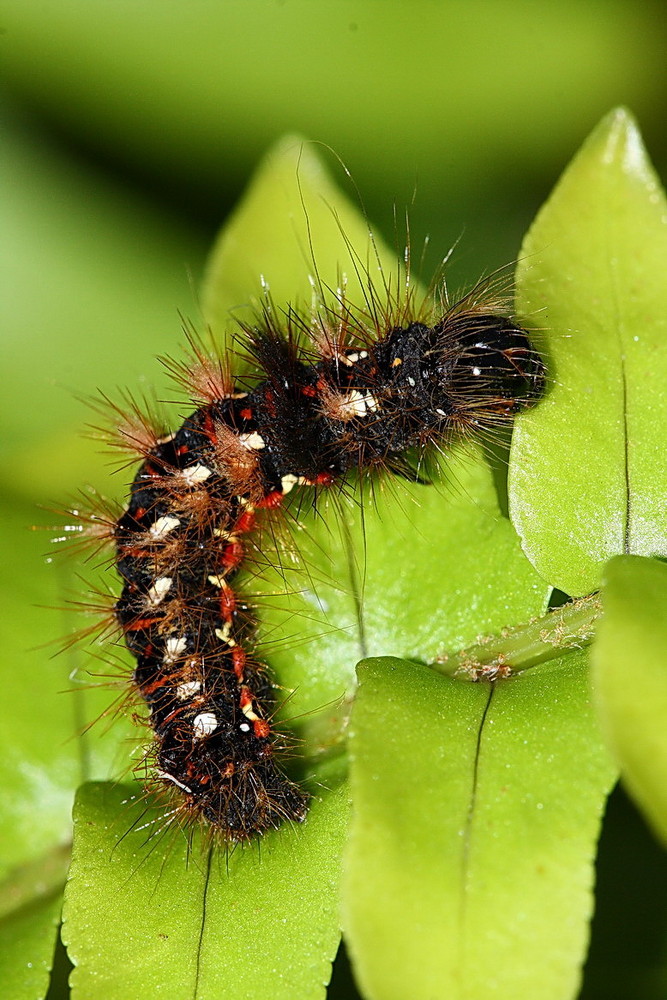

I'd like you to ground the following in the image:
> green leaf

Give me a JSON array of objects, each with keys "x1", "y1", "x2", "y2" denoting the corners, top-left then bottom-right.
[
  {"x1": 593, "y1": 554, "x2": 667, "y2": 845},
  {"x1": 343, "y1": 654, "x2": 616, "y2": 1000},
  {"x1": 63, "y1": 776, "x2": 348, "y2": 1000},
  {"x1": 510, "y1": 108, "x2": 667, "y2": 596},
  {"x1": 201, "y1": 134, "x2": 400, "y2": 344}
]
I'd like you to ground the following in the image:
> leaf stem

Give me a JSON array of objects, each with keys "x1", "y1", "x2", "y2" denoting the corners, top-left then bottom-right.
[
  {"x1": 299, "y1": 594, "x2": 603, "y2": 755},
  {"x1": 431, "y1": 593, "x2": 602, "y2": 681}
]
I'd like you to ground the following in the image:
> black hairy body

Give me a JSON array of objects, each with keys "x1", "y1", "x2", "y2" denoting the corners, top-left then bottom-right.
[{"x1": 103, "y1": 298, "x2": 545, "y2": 840}]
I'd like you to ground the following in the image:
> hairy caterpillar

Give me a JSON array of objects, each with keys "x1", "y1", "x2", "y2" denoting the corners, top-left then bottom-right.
[{"x1": 74, "y1": 274, "x2": 544, "y2": 842}]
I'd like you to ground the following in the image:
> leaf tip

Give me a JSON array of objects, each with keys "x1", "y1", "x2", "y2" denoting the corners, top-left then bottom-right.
[
  {"x1": 588, "y1": 106, "x2": 653, "y2": 180},
  {"x1": 259, "y1": 132, "x2": 329, "y2": 188}
]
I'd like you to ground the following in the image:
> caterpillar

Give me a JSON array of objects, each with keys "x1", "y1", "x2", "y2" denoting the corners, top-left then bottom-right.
[{"x1": 77, "y1": 282, "x2": 545, "y2": 842}]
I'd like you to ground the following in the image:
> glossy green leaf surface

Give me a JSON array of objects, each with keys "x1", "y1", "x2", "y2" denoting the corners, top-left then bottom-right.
[
  {"x1": 593, "y1": 555, "x2": 667, "y2": 844},
  {"x1": 343, "y1": 654, "x2": 616, "y2": 1000},
  {"x1": 64, "y1": 775, "x2": 347, "y2": 1000},
  {"x1": 510, "y1": 108, "x2": 667, "y2": 596}
]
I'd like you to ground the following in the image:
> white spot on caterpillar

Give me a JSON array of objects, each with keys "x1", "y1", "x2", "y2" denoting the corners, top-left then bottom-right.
[
  {"x1": 147, "y1": 576, "x2": 172, "y2": 607},
  {"x1": 193, "y1": 712, "x2": 218, "y2": 740},
  {"x1": 207, "y1": 573, "x2": 231, "y2": 590},
  {"x1": 175, "y1": 680, "x2": 201, "y2": 700},
  {"x1": 280, "y1": 473, "x2": 303, "y2": 495},
  {"x1": 156, "y1": 431, "x2": 176, "y2": 445},
  {"x1": 337, "y1": 390, "x2": 379, "y2": 418},
  {"x1": 238, "y1": 431, "x2": 266, "y2": 450},
  {"x1": 149, "y1": 515, "x2": 180, "y2": 538},
  {"x1": 346, "y1": 352, "x2": 360, "y2": 363},
  {"x1": 472, "y1": 366, "x2": 482, "y2": 376},
  {"x1": 241, "y1": 699, "x2": 260, "y2": 722},
  {"x1": 156, "y1": 769, "x2": 193, "y2": 794},
  {"x1": 180, "y1": 463, "x2": 212, "y2": 485},
  {"x1": 239, "y1": 722, "x2": 251, "y2": 732},
  {"x1": 407, "y1": 376, "x2": 416, "y2": 387},
  {"x1": 215, "y1": 624, "x2": 236, "y2": 646},
  {"x1": 164, "y1": 636, "x2": 187, "y2": 663},
  {"x1": 435, "y1": 408, "x2": 447, "y2": 416}
]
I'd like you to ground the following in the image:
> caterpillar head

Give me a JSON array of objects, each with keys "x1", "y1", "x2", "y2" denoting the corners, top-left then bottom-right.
[{"x1": 447, "y1": 314, "x2": 546, "y2": 416}]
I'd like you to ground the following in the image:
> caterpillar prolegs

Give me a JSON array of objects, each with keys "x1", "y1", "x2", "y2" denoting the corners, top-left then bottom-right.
[{"x1": 88, "y1": 291, "x2": 545, "y2": 841}]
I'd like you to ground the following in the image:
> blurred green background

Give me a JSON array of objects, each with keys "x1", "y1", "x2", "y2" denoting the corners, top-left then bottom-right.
[
  {"x1": 5, "y1": 0, "x2": 667, "y2": 501},
  {"x1": 2, "y1": 2, "x2": 667, "y2": 997}
]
